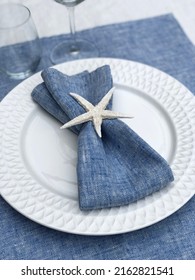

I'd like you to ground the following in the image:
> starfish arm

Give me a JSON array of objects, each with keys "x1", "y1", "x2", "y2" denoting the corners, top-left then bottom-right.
[
  {"x1": 60, "y1": 111, "x2": 92, "y2": 129},
  {"x1": 70, "y1": 93, "x2": 94, "y2": 111},
  {"x1": 102, "y1": 110, "x2": 133, "y2": 119},
  {"x1": 96, "y1": 87, "x2": 115, "y2": 110},
  {"x1": 93, "y1": 116, "x2": 103, "y2": 138}
]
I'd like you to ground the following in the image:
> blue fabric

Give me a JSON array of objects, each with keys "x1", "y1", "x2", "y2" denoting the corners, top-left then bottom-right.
[
  {"x1": 31, "y1": 66, "x2": 173, "y2": 210},
  {"x1": 0, "y1": 14, "x2": 195, "y2": 259}
]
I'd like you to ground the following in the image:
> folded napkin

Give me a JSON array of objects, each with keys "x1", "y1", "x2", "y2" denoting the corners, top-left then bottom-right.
[{"x1": 31, "y1": 65, "x2": 174, "y2": 210}]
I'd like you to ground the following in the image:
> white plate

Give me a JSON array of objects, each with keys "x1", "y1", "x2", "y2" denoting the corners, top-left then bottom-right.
[{"x1": 0, "y1": 58, "x2": 195, "y2": 235}]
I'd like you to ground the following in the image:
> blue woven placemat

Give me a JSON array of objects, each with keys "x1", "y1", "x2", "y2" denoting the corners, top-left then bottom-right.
[{"x1": 0, "y1": 14, "x2": 195, "y2": 260}]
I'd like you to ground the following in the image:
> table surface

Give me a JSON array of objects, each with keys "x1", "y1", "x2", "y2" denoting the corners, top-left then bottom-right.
[{"x1": 2, "y1": 0, "x2": 195, "y2": 44}]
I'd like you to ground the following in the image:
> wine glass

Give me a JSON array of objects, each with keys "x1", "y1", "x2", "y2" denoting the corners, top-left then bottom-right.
[{"x1": 50, "y1": 0, "x2": 98, "y2": 64}]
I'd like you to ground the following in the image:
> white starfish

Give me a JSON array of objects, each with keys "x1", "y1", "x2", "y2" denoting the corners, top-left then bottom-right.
[{"x1": 60, "y1": 87, "x2": 133, "y2": 137}]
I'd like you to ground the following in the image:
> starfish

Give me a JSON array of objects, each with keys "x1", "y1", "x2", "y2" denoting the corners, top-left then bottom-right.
[{"x1": 60, "y1": 87, "x2": 133, "y2": 137}]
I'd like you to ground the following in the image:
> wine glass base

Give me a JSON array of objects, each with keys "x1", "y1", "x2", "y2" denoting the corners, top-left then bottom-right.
[{"x1": 50, "y1": 38, "x2": 99, "y2": 64}]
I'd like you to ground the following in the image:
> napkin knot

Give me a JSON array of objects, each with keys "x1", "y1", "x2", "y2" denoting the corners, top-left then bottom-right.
[{"x1": 60, "y1": 87, "x2": 133, "y2": 138}]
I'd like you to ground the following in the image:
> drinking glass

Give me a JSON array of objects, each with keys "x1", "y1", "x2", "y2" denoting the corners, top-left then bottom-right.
[
  {"x1": 50, "y1": 0, "x2": 98, "y2": 64},
  {"x1": 0, "y1": 3, "x2": 41, "y2": 80}
]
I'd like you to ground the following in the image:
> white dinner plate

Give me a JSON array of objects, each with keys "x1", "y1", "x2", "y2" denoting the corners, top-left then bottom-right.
[{"x1": 0, "y1": 58, "x2": 195, "y2": 235}]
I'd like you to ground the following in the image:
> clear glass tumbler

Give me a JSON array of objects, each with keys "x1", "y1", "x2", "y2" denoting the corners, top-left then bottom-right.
[{"x1": 0, "y1": 3, "x2": 41, "y2": 79}]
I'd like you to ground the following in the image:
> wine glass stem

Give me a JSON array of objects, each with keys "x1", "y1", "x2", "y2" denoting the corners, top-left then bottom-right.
[{"x1": 67, "y1": 6, "x2": 78, "y2": 52}]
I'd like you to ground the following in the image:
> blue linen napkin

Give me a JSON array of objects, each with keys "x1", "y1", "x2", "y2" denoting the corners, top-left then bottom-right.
[{"x1": 31, "y1": 65, "x2": 174, "y2": 210}]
